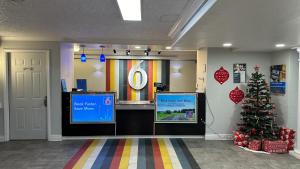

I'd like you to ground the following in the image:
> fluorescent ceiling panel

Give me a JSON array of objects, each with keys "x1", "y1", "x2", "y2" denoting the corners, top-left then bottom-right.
[{"x1": 117, "y1": 0, "x2": 141, "y2": 21}]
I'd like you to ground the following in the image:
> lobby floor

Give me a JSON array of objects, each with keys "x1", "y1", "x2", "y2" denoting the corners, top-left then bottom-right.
[{"x1": 0, "y1": 139, "x2": 299, "y2": 169}]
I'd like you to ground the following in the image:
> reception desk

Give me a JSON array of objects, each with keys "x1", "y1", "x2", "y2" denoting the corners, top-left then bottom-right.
[{"x1": 62, "y1": 92, "x2": 205, "y2": 136}]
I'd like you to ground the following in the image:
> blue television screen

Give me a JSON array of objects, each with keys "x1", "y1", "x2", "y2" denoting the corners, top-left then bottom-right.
[
  {"x1": 155, "y1": 93, "x2": 198, "y2": 123},
  {"x1": 71, "y1": 93, "x2": 115, "y2": 123}
]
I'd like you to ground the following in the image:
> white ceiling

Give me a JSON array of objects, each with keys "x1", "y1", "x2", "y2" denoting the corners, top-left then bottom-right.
[
  {"x1": 2, "y1": 0, "x2": 300, "y2": 52},
  {"x1": 0, "y1": 0, "x2": 190, "y2": 45},
  {"x1": 174, "y1": 0, "x2": 300, "y2": 51}
]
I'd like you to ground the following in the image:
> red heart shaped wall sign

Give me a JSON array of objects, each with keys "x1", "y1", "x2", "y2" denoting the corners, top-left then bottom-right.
[
  {"x1": 214, "y1": 66, "x2": 229, "y2": 84},
  {"x1": 229, "y1": 87, "x2": 245, "y2": 104}
]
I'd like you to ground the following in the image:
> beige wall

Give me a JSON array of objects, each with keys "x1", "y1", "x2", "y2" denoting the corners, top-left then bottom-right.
[
  {"x1": 74, "y1": 59, "x2": 106, "y2": 91},
  {"x1": 169, "y1": 60, "x2": 196, "y2": 92},
  {"x1": 74, "y1": 59, "x2": 197, "y2": 92}
]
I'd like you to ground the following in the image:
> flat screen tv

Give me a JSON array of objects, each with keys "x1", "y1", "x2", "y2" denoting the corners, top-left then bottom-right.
[
  {"x1": 155, "y1": 93, "x2": 198, "y2": 123},
  {"x1": 70, "y1": 93, "x2": 115, "y2": 124}
]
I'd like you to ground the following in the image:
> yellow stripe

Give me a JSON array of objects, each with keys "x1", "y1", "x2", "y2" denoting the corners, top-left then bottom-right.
[
  {"x1": 119, "y1": 139, "x2": 132, "y2": 169},
  {"x1": 153, "y1": 61, "x2": 158, "y2": 99},
  {"x1": 73, "y1": 140, "x2": 100, "y2": 169},
  {"x1": 110, "y1": 60, "x2": 115, "y2": 91},
  {"x1": 158, "y1": 139, "x2": 173, "y2": 169},
  {"x1": 131, "y1": 60, "x2": 136, "y2": 101}
]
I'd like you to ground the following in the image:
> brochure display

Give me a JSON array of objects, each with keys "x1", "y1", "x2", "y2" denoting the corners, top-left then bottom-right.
[
  {"x1": 155, "y1": 93, "x2": 198, "y2": 123},
  {"x1": 71, "y1": 93, "x2": 115, "y2": 123}
]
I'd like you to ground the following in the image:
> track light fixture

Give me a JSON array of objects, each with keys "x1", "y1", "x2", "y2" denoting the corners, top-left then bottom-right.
[
  {"x1": 158, "y1": 51, "x2": 161, "y2": 55},
  {"x1": 126, "y1": 50, "x2": 131, "y2": 56},
  {"x1": 113, "y1": 49, "x2": 117, "y2": 54}
]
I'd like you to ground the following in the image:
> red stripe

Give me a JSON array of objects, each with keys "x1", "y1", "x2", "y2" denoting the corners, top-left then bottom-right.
[
  {"x1": 106, "y1": 60, "x2": 110, "y2": 91},
  {"x1": 152, "y1": 139, "x2": 164, "y2": 169},
  {"x1": 63, "y1": 140, "x2": 93, "y2": 169},
  {"x1": 127, "y1": 61, "x2": 132, "y2": 100},
  {"x1": 109, "y1": 139, "x2": 126, "y2": 169},
  {"x1": 148, "y1": 61, "x2": 153, "y2": 100}
]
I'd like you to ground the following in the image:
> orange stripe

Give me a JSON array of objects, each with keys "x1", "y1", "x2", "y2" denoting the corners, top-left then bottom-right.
[
  {"x1": 106, "y1": 60, "x2": 110, "y2": 91},
  {"x1": 152, "y1": 139, "x2": 164, "y2": 169},
  {"x1": 109, "y1": 139, "x2": 126, "y2": 169},
  {"x1": 148, "y1": 61, "x2": 153, "y2": 100},
  {"x1": 127, "y1": 60, "x2": 132, "y2": 100},
  {"x1": 63, "y1": 140, "x2": 93, "y2": 169}
]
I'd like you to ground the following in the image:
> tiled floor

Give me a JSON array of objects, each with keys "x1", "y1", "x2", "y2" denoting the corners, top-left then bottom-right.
[{"x1": 0, "y1": 139, "x2": 299, "y2": 169}]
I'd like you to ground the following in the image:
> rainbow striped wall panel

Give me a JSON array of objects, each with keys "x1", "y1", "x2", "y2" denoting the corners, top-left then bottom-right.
[{"x1": 106, "y1": 59, "x2": 170, "y2": 101}]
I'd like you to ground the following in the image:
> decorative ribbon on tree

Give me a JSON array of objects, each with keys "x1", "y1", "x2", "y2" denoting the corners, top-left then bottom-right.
[
  {"x1": 229, "y1": 86, "x2": 244, "y2": 104},
  {"x1": 214, "y1": 66, "x2": 229, "y2": 84}
]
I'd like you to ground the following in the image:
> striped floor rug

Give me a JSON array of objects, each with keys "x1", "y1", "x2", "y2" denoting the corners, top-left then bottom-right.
[{"x1": 64, "y1": 138, "x2": 200, "y2": 169}]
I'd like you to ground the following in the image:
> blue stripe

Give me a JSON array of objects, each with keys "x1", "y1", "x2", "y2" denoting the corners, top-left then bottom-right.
[
  {"x1": 170, "y1": 138, "x2": 192, "y2": 169},
  {"x1": 137, "y1": 139, "x2": 147, "y2": 169},
  {"x1": 91, "y1": 139, "x2": 113, "y2": 169}
]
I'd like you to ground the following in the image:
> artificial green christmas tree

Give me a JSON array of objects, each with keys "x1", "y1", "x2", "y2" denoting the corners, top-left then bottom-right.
[{"x1": 238, "y1": 66, "x2": 279, "y2": 141}]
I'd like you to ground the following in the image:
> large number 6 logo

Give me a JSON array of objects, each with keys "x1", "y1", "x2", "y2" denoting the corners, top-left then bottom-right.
[{"x1": 128, "y1": 61, "x2": 148, "y2": 90}]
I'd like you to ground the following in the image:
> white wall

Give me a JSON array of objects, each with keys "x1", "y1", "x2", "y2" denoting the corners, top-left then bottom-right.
[
  {"x1": 60, "y1": 43, "x2": 74, "y2": 91},
  {"x1": 196, "y1": 48, "x2": 207, "y2": 92},
  {"x1": 206, "y1": 48, "x2": 272, "y2": 138},
  {"x1": 271, "y1": 50, "x2": 298, "y2": 130},
  {"x1": 0, "y1": 41, "x2": 61, "y2": 138}
]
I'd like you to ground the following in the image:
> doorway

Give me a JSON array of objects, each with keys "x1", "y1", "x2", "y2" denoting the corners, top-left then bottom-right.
[{"x1": 3, "y1": 50, "x2": 50, "y2": 140}]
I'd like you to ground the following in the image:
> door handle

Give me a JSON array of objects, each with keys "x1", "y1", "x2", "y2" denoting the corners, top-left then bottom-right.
[{"x1": 44, "y1": 96, "x2": 47, "y2": 107}]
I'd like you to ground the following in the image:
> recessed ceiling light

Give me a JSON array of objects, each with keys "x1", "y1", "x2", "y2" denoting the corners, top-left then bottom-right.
[
  {"x1": 223, "y1": 43, "x2": 232, "y2": 47},
  {"x1": 275, "y1": 44, "x2": 285, "y2": 48},
  {"x1": 117, "y1": 0, "x2": 141, "y2": 21},
  {"x1": 165, "y1": 46, "x2": 172, "y2": 50},
  {"x1": 135, "y1": 46, "x2": 141, "y2": 49}
]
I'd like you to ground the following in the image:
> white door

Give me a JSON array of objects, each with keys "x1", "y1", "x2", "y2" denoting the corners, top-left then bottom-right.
[{"x1": 9, "y1": 51, "x2": 47, "y2": 140}]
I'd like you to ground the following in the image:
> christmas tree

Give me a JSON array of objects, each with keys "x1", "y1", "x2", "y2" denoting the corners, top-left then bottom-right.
[{"x1": 238, "y1": 66, "x2": 279, "y2": 141}]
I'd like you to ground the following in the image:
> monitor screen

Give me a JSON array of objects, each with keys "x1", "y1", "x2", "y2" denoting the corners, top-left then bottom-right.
[
  {"x1": 71, "y1": 93, "x2": 115, "y2": 123},
  {"x1": 155, "y1": 93, "x2": 198, "y2": 123}
]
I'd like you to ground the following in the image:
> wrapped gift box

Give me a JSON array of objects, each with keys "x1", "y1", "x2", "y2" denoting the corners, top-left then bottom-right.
[
  {"x1": 233, "y1": 130, "x2": 249, "y2": 147},
  {"x1": 248, "y1": 140, "x2": 261, "y2": 151},
  {"x1": 279, "y1": 127, "x2": 295, "y2": 150},
  {"x1": 262, "y1": 140, "x2": 288, "y2": 153}
]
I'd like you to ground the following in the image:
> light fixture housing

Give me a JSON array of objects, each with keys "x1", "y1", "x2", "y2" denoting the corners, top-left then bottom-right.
[
  {"x1": 275, "y1": 43, "x2": 286, "y2": 48},
  {"x1": 100, "y1": 53, "x2": 105, "y2": 62},
  {"x1": 117, "y1": 0, "x2": 141, "y2": 21},
  {"x1": 80, "y1": 53, "x2": 86, "y2": 62},
  {"x1": 80, "y1": 46, "x2": 86, "y2": 62},
  {"x1": 223, "y1": 43, "x2": 232, "y2": 47}
]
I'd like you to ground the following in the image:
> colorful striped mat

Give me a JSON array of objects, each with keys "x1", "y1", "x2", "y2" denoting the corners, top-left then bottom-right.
[{"x1": 64, "y1": 138, "x2": 200, "y2": 169}]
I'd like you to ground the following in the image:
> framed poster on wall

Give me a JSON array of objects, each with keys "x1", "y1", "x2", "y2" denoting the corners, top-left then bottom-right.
[
  {"x1": 270, "y1": 65, "x2": 286, "y2": 95},
  {"x1": 155, "y1": 93, "x2": 198, "y2": 123},
  {"x1": 233, "y1": 63, "x2": 246, "y2": 83}
]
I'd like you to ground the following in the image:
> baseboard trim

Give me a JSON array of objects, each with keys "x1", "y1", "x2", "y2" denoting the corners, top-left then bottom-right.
[
  {"x1": 290, "y1": 150, "x2": 300, "y2": 159},
  {"x1": 63, "y1": 135, "x2": 205, "y2": 140},
  {"x1": 0, "y1": 136, "x2": 4, "y2": 142},
  {"x1": 48, "y1": 135, "x2": 62, "y2": 141},
  {"x1": 205, "y1": 134, "x2": 232, "y2": 140}
]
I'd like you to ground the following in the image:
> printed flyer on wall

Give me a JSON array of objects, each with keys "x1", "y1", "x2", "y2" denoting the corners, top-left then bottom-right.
[
  {"x1": 270, "y1": 64, "x2": 286, "y2": 95},
  {"x1": 155, "y1": 93, "x2": 197, "y2": 123},
  {"x1": 233, "y1": 63, "x2": 246, "y2": 83}
]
